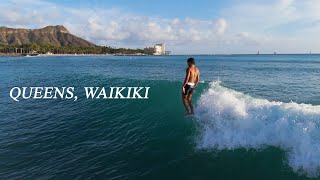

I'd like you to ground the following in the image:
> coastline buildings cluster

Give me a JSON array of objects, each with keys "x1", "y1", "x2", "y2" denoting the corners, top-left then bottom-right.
[{"x1": 0, "y1": 43, "x2": 171, "y2": 57}]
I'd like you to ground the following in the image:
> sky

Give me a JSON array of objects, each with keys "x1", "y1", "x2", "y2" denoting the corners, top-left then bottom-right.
[{"x1": 0, "y1": 0, "x2": 320, "y2": 54}]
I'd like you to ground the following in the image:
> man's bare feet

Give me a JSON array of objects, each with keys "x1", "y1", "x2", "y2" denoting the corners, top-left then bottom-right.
[{"x1": 185, "y1": 111, "x2": 195, "y2": 116}]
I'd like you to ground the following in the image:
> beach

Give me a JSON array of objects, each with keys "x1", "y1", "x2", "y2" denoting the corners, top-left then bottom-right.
[
  {"x1": 0, "y1": 53, "x2": 114, "y2": 57},
  {"x1": 0, "y1": 53, "x2": 159, "y2": 57},
  {"x1": 0, "y1": 53, "x2": 24, "y2": 57}
]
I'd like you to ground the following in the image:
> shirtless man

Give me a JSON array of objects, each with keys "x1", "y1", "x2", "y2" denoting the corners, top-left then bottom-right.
[{"x1": 182, "y1": 58, "x2": 200, "y2": 115}]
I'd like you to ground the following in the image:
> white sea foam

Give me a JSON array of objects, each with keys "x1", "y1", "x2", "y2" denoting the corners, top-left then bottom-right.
[{"x1": 195, "y1": 81, "x2": 320, "y2": 177}]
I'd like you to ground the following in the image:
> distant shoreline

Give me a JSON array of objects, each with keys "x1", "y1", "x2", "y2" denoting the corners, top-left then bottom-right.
[
  {"x1": 0, "y1": 53, "x2": 24, "y2": 57},
  {"x1": 0, "y1": 53, "x2": 155, "y2": 57},
  {"x1": 1, "y1": 53, "x2": 319, "y2": 57}
]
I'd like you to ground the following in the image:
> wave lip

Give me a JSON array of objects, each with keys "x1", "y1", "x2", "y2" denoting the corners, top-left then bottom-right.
[{"x1": 195, "y1": 81, "x2": 320, "y2": 177}]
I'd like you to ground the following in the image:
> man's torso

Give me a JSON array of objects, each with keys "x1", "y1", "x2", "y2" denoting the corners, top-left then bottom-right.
[{"x1": 187, "y1": 66, "x2": 199, "y2": 84}]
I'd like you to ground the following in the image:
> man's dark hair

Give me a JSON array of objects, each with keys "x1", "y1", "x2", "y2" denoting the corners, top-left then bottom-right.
[{"x1": 187, "y1": 58, "x2": 195, "y2": 64}]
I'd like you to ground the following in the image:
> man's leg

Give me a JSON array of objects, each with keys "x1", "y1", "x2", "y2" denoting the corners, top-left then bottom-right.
[
  {"x1": 182, "y1": 93, "x2": 189, "y2": 114},
  {"x1": 187, "y1": 93, "x2": 194, "y2": 114}
]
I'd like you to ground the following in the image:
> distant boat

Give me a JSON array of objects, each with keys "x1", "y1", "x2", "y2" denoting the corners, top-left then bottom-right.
[
  {"x1": 257, "y1": 51, "x2": 260, "y2": 55},
  {"x1": 24, "y1": 53, "x2": 39, "y2": 57},
  {"x1": 274, "y1": 52, "x2": 277, "y2": 55}
]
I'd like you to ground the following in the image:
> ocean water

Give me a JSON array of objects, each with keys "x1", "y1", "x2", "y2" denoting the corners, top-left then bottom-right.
[{"x1": 1, "y1": 55, "x2": 320, "y2": 179}]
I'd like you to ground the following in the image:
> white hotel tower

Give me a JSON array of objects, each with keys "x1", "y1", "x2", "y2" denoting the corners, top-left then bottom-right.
[{"x1": 154, "y1": 43, "x2": 166, "y2": 55}]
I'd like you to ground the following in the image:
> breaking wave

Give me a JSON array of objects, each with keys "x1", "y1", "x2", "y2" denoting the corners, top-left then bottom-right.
[{"x1": 196, "y1": 81, "x2": 320, "y2": 177}]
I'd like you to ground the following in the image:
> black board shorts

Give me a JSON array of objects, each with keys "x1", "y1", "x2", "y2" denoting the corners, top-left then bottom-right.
[{"x1": 183, "y1": 84, "x2": 194, "y2": 96}]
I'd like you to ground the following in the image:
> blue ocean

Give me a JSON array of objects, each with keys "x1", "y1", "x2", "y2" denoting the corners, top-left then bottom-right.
[{"x1": 1, "y1": 55, "x2": 320, "y2": 179}]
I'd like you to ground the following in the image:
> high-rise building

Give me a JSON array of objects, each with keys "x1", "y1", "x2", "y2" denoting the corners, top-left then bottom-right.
[{"x1": 154, "y1": 43, "x2": 166, "y2": 55}]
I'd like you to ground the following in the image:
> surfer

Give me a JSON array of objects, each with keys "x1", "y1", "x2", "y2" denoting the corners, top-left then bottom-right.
[{"x1": 182, "y1": 58, "x2": 200, "y2": 115}]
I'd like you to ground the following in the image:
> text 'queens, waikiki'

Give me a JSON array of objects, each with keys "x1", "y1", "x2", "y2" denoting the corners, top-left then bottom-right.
[{"x1": 9, "y1": 86, "x2": 150, "y2": 102}]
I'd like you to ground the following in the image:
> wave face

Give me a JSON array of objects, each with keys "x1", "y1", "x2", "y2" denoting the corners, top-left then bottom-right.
[{"x1": 196, "y1": 81, "x2": 320, "y2": 177}]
